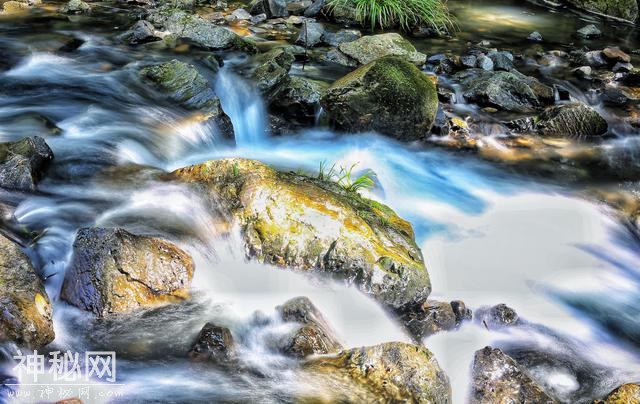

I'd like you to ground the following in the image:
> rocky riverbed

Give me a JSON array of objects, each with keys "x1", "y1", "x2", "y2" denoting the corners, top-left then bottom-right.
[{"x1": 0, "y1": 0, "x2": 640, "y2": 402}]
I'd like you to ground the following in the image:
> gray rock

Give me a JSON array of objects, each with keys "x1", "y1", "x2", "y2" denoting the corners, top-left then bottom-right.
[
  {"x1": 476, "y1": 54, "x2": 494, "y2": 71},
  {"x1": 322, "y1": 48, "x2": 358, "y2": 67},
  {"x1": 60, "y1": 0, "x2": 90, "y2": 13},
  {"x1": 0, "y1": 136, "x2": 53, "y2": 191},
  {"x1": 488, "y1": 51, "x2": 514, "y2": 71},
  {"x1": 251, "y1": 47, "x2": 295, "y2": 101},
  {"x1": 321, "y1": 29, "x2": 361, "y2": 47},
  {"x1": 188, "y1": 323, "x2": 236, "y2": 365},
  {"x1": 338, "y1": 33, "x2": 427, "y2": 66},
  {"x1": 295, "y1": 22, "x2": 324, "y2": 47},
  {"x1": 573, "y1": 66, "x2": 592, "y2": 78},
  {"x1": 303, "y1": 0, "x2": 323, "y2": 17},
  {"x1": 60, "y1": 227, "x2": 195, "y2": 317},
  {"x1": 399, "y1": 299, "x2": 472, "y2": 340},
  {"x1": 120, "y1": 20, "x2": 159, "y2": 45},
  {"x1": 456, "y1": 69, "x2": 554, "y2": 112},
  {"x1": 580, "y1": 50, "x2": 607, "y2": 68},
  {"x1": 613, "y1": 62, "x2": 633, "y2": 72},
  {"x1": 537, "y1": 102, "x2": 608, "y2": 139},
  {"x1": 577, "y1": 24, "x2": 601, "y2": 39},
  {"x1": 232, "y1": 8, "x2": 251, "y2": 20},
  {"x1": 271, "y1": 76, "x2": 323, "y2": 122},
  {"x1": 471, "y1": 347, "x2": 556, "y2": 404},
  {"x1": 527, "y1": 31, "x2": 543, "y2": 42},
  {"x1": 460, "y1": 55, "x2": 477, "y2": 68},
  {"x1": 250, "y1": 13, "x2": 267, "y2": 24},
  {"x1": 476, "y1": 304, "x2": 519, "y2": 329},
  {"x1": 0, "y1": 234, "x2": 54, "y2": 348},
  {"x1": 251, "y1": 0, "x2": 288, "y2": 17}
]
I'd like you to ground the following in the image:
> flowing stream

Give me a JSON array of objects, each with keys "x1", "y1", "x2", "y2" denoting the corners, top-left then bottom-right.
[{"x1": 1, "y1": 0, "x2": 640, "y2": 402}]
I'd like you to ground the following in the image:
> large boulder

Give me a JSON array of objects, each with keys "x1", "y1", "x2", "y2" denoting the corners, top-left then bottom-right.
[
  {"x1": 271, "y1": 76, "x2": 323, "y2": 123},
  {"x1": 61, "y1": 227, "x2": 195, "y2": 317},
  {"x1": 598, "y1": 383, "x2": 640, "y2": 403},
  {"x1": 456, "y1": 69, "x2": 555, "y2": 113},
  {"x1": 251, "y1": 47, "x2": 295, "y2": 102},
  {"x1": 321, "y1": 56, "x2": 438, "y2": 141},
  {"x1": 337, "y1": 33, "x2": 427, "y2": 66},
  {"x1": 0, "y1": 136, "x2": 53, "y2": 191},
  {"x1": 300, "y1": 342, "x2": 451, "y2": 402},
  {"x1": 276, "y1": 296, "x2": 342, "y2": 358},
  {"x1": 537, "y1": 103, "x2": 608, "y2": 139},
  {"x1": 172, "y1": 158, "x2": 429, "y2": 309},
  {"x1": 471, "y1": 347, "x2": 556, "y2": 403},
  {"x1": 150, "y1": 9, "x2": 256, "y2": 52},
  {"x1": 0, "y1": 234, "x2": 54, "y2": 348},
  {"x1": 566, "y1": 0, "x2": 638, "y2": 22},
  {"x1": 140, "y1": 60, "x2": 233, "y2": 138}
]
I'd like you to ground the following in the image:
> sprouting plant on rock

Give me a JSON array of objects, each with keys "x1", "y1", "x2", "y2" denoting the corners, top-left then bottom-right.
[
  {"x1": 318, "y1": 160, "x2": 338, "y2": 182},
  {"x1": 326, "y1": 0, "x2": 456, "y2": 34},
  {"x1": 318, "y1": 160, "x2": 376, "y2": 194}
]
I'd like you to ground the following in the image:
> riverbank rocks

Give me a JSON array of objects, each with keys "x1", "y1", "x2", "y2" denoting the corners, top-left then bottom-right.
[
  {"x1": 61, "y1": 227, "x2": 195, "y2": 317},
  {"x1": 567, "y1": 0, "x2": 637, "y2": 22},
  {"x1": 250, "y1": 0, "x2": 288, "y2": 18},
  {"x1": 140, "y1": 60, "x2": 233, "y2": 138},
  {"x1": 0, "y1": 136, "x2": 53, "y2": 191},
  {"x1": 336, "y1": 33, "x2": 427, "y2": 66},
  {"x1": 60, "y1": 0, "x2": 91, "y2": 14},
  {"x1": 188, "y1": 323, "x2": 236, "y2": 365},
  {"x1": 270, "y1": 76, "x2": 323, "y2": 123},
  {"x1": 321, "y1": 56, "x2": 438, "y2": 141},
  {"x1": 150, "y1": 9, "x2": 256, "y2": 52},
  {"x1": 455, "y1": 69, "x2": 554, "y2": 113},
  {"x1": 172, "y1": 158, "x2": 430, "y2": 309},
  {"x1": 397, "y1": 299, "x2": 472, "y2": 340},
  {"x1": 476, "y1": 304, "x2": 519, "y2": 329},
  {"x1": 0, "y1": 234, "x2": 54, "y2": 348},
  {"x1": 537, "y1": 103, "x2": 608, "y2": 139},
  {"x1": 276, "y1": 296, "x2": 342, "y2": 358},
  {"x1": 577, "y1": 24, "x2": 602, "y2": 39},
  {"x1": 471, "y1": 347, "x2": 556, "y2": 404},
  {"x1": 295, "y1": 22, "x2": 324, "y2": 47},
  {"x1": 597, "y1": 383, "x2": 640, "y2": 403},
  {"x1": 251, "y1": 47, "x2": 295, "y2": 101},
  {"x1": 300, "y1": 342, "x2": 451, "y2": 402},
  {"x1": 120, "y1": 20, "x2": 160, "y2": 45}
]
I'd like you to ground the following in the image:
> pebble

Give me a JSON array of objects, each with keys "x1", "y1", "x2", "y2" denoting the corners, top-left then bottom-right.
[{"x1": 527, "y1": 31, "x2": 543, "y2": 42}]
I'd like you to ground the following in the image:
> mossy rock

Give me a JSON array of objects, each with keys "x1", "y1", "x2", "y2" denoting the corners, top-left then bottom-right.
[
  {"x1": 251, "y1": 47, "x2": 295, "y2": 102},
  {"x1": 338, "y1": 33, "x2": 427, "y2": 66},
  {"x1": 271, "y1": 76, "x2": 325, "y2": 123},
  {"x1": 0, "y1": 234, "x2": 54, "y2": 348},
  {"x1": 298, "y1": 342, "x2": 451, "y2": 403},
  {"x1": 597, "y1": 383, "x2": 640, "y2": 403},
  {"x1": 567, "y1": 0, "x2": 638, "y2": 22},
  {"x1": 172, "y1": 158, "x2": 430, "y2": 309},
  {"x1": 321, "y1": 56, "x2": 438, "y2": 141}
]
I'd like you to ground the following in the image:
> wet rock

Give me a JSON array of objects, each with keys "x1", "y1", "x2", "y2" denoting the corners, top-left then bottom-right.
[
  {"x1": 295, "y1": 22, "x2": 324, "y2": 47},
  {"x1": 337, "y1": 33, "x2": 427, "y2": 66},
  {"x1": 276, "y1": 296, "x2": 342, "y2": 358},
  {"x1": 456, "y1": 69, "x2": 554, "y2": 112},
  {"x1": 0, "y1": 136, "x2": 53, "y2": 191},
  {"x1": 188, "y1": 323, "x2": 236, "y2": 365},
  {"x1": 537, "y1": 103, "x2": 607, "y2": 139},
  {"x1": 597, "y1": 383, "x2": 640, "y2": 403},
  {"x1": 488, "y1": 51, "x2": 514, "y2": 71},
  {"x1": 2, "y1": 0, "x2": 39, "y2": 13},
  {"x1": 579, "y1": 50, "x2": 607, "y2": 68},
  {"x1": 567, "y1": 0, "x2": 637, "y2": 22},
  {"x1": 321, "y1": 56, "x2": 438, "y2": 141},
  {"x1": 150, "y1": 9, "x2": 256, "y2": 52},
  {"x1": 231, "y1": 8, "x2": 251, "y2": 20},
  {"x1": 140, "y1": 60, "x2": 233, "y2": 137},
  {"x1": 300, "y1": 342, "x2": 451, "y2": 402},
  {"x1": 251, "y1": 47, "x2": 295, "y2": 101},
  {"x1": 321, "y1": 29, "x2": 361, "y2": 47},
  {"x1": 0, "y1": 234, "x2": 54, "y2": 348},
  {"x1": 476, "y1": 54, "x2": 494, "y2": 71},
  {"x1": 573, "y1": 66, "x2": 592, "y2": 79},
  {"x1": 60, "y1": 0, "x2": 90, "y2": 13},
  {"x1": 323, "y1": 48, "x2": 358, "y2": 67},
  {"x1": 471, "y1": 347, "x2": 556, "y2": 403},
  {"x1": 603, "y1": 86, "x2": 631, "y2": 106},
  {"x1": 172, "y1": 158, "x2": 429, "y2": 309},
  {"x1": 271, "y1": 76, "x2": 323, "y2": 123},
  {"x1": 288, "y1": 1, "x2": 311, "y2": 15},
  {"x1": 476, "y1": 304, "x2": 519, "y2": 329},
  {"x1": 602, "y1": 47, "x2": 631, "y2": 64},
  {"x1": 612, "y1": 62, "x2": 633, "y2": 73},
  {"x1": 398, "y1": 299, "x2": 472, "y2": 340},
  {"x1": 577, "y1": 24, "x2": 601, "y2": 39},
  {"x1": 120, "y1": 20, "x2": 159, "y2": 45},
  {"x1": 250, "y1": 0, "x2": 288, "y2": 18},
  {"x1": 61, "y1": 227, "x2": 195, "y2": 317},
  {"x1": 250, "y1": 13, "x2": 267, "y2": 24},
  {"x1": 528, "y1": 31, "x2": 543, "y2": 42},
  {"x1": 303, "y1": 0, "x2": 323, "y2": 17},
  {"x1": 621, "y1": 68, "x2": 640, "y2": 86},
  {"x1": 460, "y1": 54, "x2": 477, "y2": 68}
]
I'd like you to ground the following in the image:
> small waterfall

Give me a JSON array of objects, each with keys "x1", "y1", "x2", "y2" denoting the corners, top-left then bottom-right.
[{"x1": 215, "y1": 68, "x2": 267, "y2": 147}]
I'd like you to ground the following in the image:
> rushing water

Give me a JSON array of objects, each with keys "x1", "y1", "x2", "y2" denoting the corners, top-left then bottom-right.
[{"x1": 1, "y1": 0, "x2": 640, "y2": 402}]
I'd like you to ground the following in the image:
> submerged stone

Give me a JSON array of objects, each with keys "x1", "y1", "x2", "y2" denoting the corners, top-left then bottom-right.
[
  {"x1": 321, "y1": 56, "x2": 438, "y2": 141},
  {"x1": 172, "y1": 158, "x2": 430, "y2": 309},
  {"x1": 337, "y1": 33, "x2": 427, "y2": 66},
  {"x1": 61, "y1": 227, "x2": 195, "y2": 317},
  {"x1": 0, "y1": 136, "x2": 53, "y2": 191}
]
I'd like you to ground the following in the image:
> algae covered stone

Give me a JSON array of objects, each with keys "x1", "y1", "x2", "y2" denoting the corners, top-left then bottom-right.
[
  {"x1": 299, "y1": 342, "x2": 451, "y2": 403},
  {"x1": 61, "y1": 227, "x2": 195, "y2": 317},
  {"x1": 597, "y1": 383, "x2": 640, "y2": 403},
  {"x1": 172, "y1": 158, "x2": 430, "y2": 309},
  {"x1": 338, "y1": 33, "x2": 427, "y2": 66},
  {"x1": 0, "y1": 234, "x2": 54, "y2": 348},
  {"x1": 321, "y1": 56, "x2": 438, "y2": 141}
]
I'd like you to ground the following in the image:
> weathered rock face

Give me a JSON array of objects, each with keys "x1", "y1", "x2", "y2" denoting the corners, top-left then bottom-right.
[
  {"x1": 337, "y1": 33, "x2": 427, "y2": 66},
  {"x1": 120, "y1": 20, "x2": 160, "y2": 45},
  {"x1": 251, "y1": 47, "x2": 296, "y2": 102},
  {"x1": 150, "y1": 9, "x2": 256, "y2": 52},
  {"x1": 567, "y1": 0, "x2": 638, "y2": 22},
  {"x1": 321, "y1": 56, "x2": 438, "y2": 141},
  {"x1": 537, "y1": 103, "x2": 608, "y2": 139},
  {"x1": 597, "y1": 383, "x2": 640, "y2": 403},
  {"x1": 471, "y1": 347, "x2": 556, "y2": 404},
  {"x1": 0, "y1": 234, "x2": 54, "y2": 348},
  {"x1": 398, "y1": 299, "x2": 472, "y2": 340},
  {"x1": 61, "y1": 227, "x2": 195, "y2": 317},
  {"x1": 0, "y1": 136, "x2": 53, "y2": 191},
  {"x1": 476, "y1": 304, "x2": 519, "y2": 329},
  {"x1": 322, "y1": 29, "x2": 361, "y2": 47},
  {"x1": 188, "y1": 323, "x2": 236, "y2": 365},
  {"x1": 276, "y1": 296, "x2": 342, "y2": 358},
  {"x1": 271, "y1": 76, "x2": 323, "y2": 123},
  {"x1": 172, "y1": 158, "x2": 429, "y2": 309},
  {"x1": 300, "y1": 342, "x2": 451, "y2": 402},
  {"x1": 140, "y1": 60, "x2": 233, "y2": 138},
  {"x1": 295, "y1": 22, "x2": 324, "y2": 47},
  {"x1": 456, "y1": 69, "x2": 554, "y2": 113}
]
